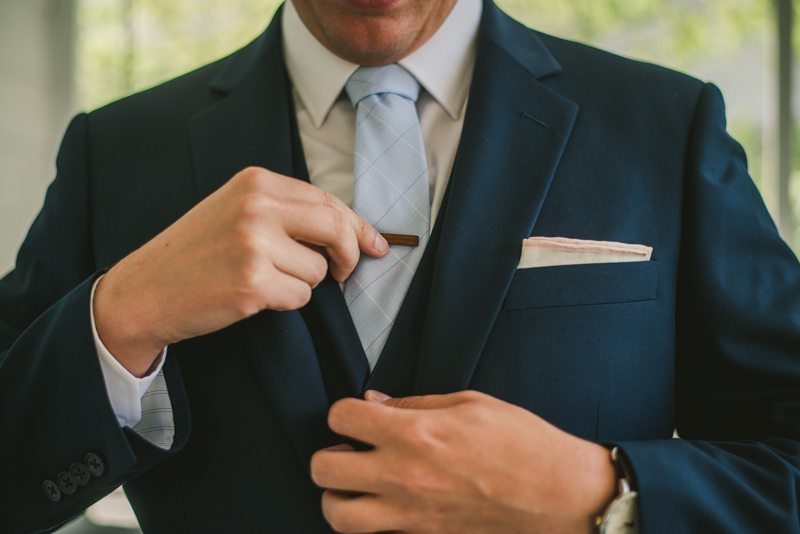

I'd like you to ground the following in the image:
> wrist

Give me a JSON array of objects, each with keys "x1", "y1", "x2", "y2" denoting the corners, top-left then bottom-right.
[
  {"x1": 574, "y1": 442, "x2": 619, "y2": 533},
  {"x1": 94, "y1": 261, "x2": 168, "y2": 377},
  {"x1": 512, "y1": 435, "x2": 619, "y2": 534}
]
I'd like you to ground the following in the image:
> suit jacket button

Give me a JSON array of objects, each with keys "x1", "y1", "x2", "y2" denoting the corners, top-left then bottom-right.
[
  {"x1": 43, "y1": 480, "x2": 61, "y2": 502},
  {"x1": 57, "y1": 472, "x2": 77, "y2": 495},
  {"x1": 85, "y1": 453, "x2": 105, "y2": 477},
  {"x1": 70, "y1": 463, "x2": 90, "y2": 486}
]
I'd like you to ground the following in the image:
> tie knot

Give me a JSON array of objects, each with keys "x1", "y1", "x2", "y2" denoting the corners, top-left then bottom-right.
[{"x1": 345, "y1": 64, "x2": 421, "y2": 108}]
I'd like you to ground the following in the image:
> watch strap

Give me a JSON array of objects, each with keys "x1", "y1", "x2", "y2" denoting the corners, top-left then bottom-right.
[{"x1": 595, "y1": 447, "x2": 640, "y2": 534}]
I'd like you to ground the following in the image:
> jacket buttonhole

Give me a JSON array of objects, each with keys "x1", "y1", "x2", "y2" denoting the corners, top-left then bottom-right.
[{"x1": 517, "y1": 110, "x2": 550, "y2": 129}]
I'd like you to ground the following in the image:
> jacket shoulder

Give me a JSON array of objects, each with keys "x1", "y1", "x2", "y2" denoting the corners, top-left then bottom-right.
[
  {"x1": 534, "y1": 30, "x2": 706, "y2": 100},
  {"x1": 87, "y1": 55, "x2": 231, "y2": 130},
  {"x1": 526, "y1": 30, "x2": 708, "y2": 139}
]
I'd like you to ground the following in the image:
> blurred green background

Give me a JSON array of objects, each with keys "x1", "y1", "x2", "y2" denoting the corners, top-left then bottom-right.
[{"x1": 77, "y1": 0, "x2": 770, "y2": 109}]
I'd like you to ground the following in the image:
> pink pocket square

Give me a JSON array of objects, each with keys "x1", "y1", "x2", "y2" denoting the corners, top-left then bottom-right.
[{"x1": 519, "y1": 237, "x2": 652, "y2": 269}]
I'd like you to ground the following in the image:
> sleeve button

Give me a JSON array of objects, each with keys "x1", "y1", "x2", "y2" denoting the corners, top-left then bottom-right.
[
  {"x1": 85, "y1": 453, "x2": 105, "y2": 477},
  {"x1": 69, "y1": 463, "x2": 90, "y2": 486},
  {"x1": 43, "y1": 480, "x2": 61, "y2": 502},
  {"x1": 57, "y1": 472, "x2": 77, "y2": 495}
]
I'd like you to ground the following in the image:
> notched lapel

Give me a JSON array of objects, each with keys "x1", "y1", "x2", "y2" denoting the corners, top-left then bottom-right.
[
  {"x1": 189, "y1": 12, "x2": 293, "y2": 200},
  {"x1": 413, "y1": 3, "x2": 579, "y2": 395}
]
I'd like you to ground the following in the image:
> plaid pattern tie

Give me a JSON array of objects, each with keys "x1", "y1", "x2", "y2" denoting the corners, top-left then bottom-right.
[{"x1": 344, "y1": 65, "x2": 431, "y2": 371}]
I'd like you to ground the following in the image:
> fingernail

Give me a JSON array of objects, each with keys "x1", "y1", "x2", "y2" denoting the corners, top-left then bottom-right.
[
  {"x1": 375, "y1": 234, "x2": 389, "y2": 254},
  {"x1": 365, "y1": 390, "x2": 392, "y2": 402}
]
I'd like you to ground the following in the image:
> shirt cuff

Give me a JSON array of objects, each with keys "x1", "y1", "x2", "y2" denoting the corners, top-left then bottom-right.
[{"x1": 90, "y1": 275, "x2": 167, "y2": 428}]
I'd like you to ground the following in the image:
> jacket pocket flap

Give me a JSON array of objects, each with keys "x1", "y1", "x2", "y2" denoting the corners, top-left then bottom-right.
[{"x1": 504, "y1": 261, "x2": 661, "y2": 310}]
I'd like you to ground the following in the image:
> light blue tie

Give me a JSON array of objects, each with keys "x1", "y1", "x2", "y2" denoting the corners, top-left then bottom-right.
[{"x1": 344, "y1": 65, "x2": 431, "y2": 371}]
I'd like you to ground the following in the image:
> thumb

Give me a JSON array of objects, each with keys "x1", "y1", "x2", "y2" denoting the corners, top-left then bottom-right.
[
  {"x1": 337, "y1": 205, "x2": 388, "y2": 260},
  {"x1": 364, "y1": 390, "x2": 392, "y2": 402},
  {"x1": 366, "y1": 391, "x2": 470, "y2": 410}
]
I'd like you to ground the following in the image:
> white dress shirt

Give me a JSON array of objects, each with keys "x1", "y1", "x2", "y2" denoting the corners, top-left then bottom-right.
[{"x1": 92, "y1": 0, "x2": 482, "y2": 449}]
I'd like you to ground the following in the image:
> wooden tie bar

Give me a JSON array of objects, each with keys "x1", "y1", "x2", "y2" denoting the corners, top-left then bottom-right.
[{"x1": 380, "y1": 233, "x2": 419, "y2": 247}]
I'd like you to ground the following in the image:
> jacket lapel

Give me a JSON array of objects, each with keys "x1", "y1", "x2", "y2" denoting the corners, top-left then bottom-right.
[
  {"x1": 412, "y1": 2, "x2": 579, "y2": 395},
  {"x1": 188, "y1": 9, "x2": 336, "y2": 469}
]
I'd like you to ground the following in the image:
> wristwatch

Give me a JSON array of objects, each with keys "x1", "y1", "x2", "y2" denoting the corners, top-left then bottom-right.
[{"x1": 595, "y1": 447, "x2": 639, "y2": 534}]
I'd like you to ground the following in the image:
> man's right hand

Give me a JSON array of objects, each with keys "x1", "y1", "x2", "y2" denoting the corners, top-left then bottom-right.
[{"x1": 94, "y1": 167, "x2": 388, "y2": 377}]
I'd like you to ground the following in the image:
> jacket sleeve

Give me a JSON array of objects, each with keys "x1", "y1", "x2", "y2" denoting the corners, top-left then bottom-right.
[
  {"x1": 0, "y1": 114, "x2": 191, "y2": 534},
  {"x1": 612, "y1": 83, "x2": 800, "y2": 533}
]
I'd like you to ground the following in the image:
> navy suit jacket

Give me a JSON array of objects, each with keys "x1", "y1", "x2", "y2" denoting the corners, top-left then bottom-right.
[{"x1": 3, "y1": 2, "x2": 800, "y2": 532}]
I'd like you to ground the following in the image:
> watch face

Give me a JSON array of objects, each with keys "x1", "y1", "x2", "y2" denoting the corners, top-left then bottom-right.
[{"x1": 600, "y1": 491, "x2": 639, "y2": 534}]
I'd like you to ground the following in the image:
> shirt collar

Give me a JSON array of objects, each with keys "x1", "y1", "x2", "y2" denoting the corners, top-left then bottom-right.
[{"x1": 282, "y1": 0, "x2": 482, "y2": 129}]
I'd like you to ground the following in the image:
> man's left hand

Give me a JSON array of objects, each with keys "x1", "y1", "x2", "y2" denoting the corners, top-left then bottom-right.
[{"x1": 310, "y1": 390, "x2": 618, "y2": 534}]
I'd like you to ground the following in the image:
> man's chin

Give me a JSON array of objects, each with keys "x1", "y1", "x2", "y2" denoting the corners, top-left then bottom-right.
[
  {"x1": 295, "y1": 0, "x2": 458, "y2": 65},
  {"x1": 323, "y1": 26, "x2": 420, "y2": 65}
]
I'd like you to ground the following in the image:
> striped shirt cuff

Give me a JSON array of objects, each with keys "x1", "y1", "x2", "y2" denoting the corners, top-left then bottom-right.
[{"x1": 90, "y1": 276, "x2": 174, "y2": 449}]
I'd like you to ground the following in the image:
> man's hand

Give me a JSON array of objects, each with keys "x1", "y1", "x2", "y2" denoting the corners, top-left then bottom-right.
[
  {"x1": 311, "y1": 390, "x2": 617, "y2": 534},
  {"x1": 94, "y1": 167, "x2": 388, "y2": 377}
]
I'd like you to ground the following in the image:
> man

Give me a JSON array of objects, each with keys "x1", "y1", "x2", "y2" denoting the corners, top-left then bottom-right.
[{"x1": 2, "y1": 0, "x2": 800, "y2": 531}]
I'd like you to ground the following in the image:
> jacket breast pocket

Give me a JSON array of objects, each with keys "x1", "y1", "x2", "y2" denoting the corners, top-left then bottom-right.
[{"x1": 503, "y1": 261, "x2": 661, "y2": 311}]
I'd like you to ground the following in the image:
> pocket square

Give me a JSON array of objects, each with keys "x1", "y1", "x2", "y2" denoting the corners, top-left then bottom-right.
[{"x1": 518, "y1": 236, "x2": 653, "y2": 269}]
